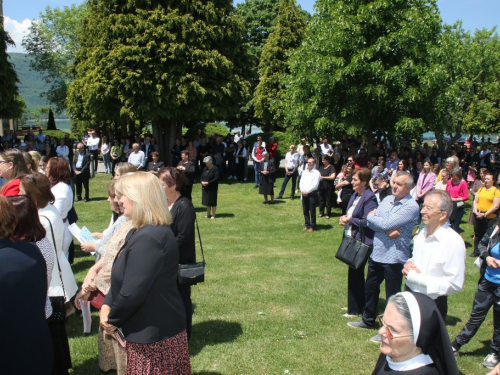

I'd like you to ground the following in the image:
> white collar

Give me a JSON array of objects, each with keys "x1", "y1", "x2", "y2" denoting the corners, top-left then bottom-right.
[{"x1": 387, "y1": 353, "x2": 433, "y2": 371}]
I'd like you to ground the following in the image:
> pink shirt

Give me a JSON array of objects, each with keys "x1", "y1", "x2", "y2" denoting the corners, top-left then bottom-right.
[{"x1": 446, "y1": 179, "x2": 469, "y2": 201}]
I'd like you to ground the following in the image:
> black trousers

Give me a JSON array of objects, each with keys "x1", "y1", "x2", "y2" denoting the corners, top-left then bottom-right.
[
  {"x1": 90, "y1": 149, "x2": 99, "y2": 172},
  {"x1": 474, "y1": 216, "x2": 496, "y2": 252},
  {"x1": 302, "y1": 191, "x2": 318, "y2": 229},
  {"x1": 348, "y1": 265, "x2": 366, "y2": 315},
  {"x1": 362, "y1": 259, "x2": 404, "y2": 326},
  {"x1": 75, "y1": 171, "x2": 89, "y2": 200},
  {"x1": 235, "y1": 161, "x2": 245, "y2": 182},
  {"x1": 181, "y1": 184, "x2": 193, "y2": 201},
  {"x1": 318, "y1": 189, "x2": 333, "y2": 216},
  {"x1": 178, "y1": 285, "x2": 193, "y2": 341},
  {"x1": 454, "y1": 278, "x2": 500, "y2": 354}
]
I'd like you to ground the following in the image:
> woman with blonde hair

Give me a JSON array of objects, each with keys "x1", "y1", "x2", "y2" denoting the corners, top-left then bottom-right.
[
  {"x1": 113, "y1": 162, "x2": 136, "y2": 180},
  {"x1": 100, "y1": 172, "x2": 191, "y2": 374},
  {"x1": 29, "y1": 150, "x2": 42, "y2": 172}
]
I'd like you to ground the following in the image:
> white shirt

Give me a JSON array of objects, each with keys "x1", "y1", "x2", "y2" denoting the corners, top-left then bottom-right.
[
  {"x1": 39, "y1": 204, "x2": 78, "y2": 301},
  {"x1": 285, "y1": 152, "x2": 300, "y2": 170},
  {"x1": 35, "y1": 133, "x2": 46, "y2": 143},
  {"x1": 405, "y1": 222, "x2": 465, "y2": 299},
  {"x1": 320, "y1": 143, "x2": 333, "y2": 156},
  {"x1": 128, "y1": 150, "x2": 146, "y2": 168},
  {"x1": 87, "y1": 136, "x2": 100, "y2": 150},
  {"x1": 299, "y1": 167, "x2": 321, "y2": 194},
  {"x1": 56, "y1": 145, "x2": 69, "y2": 160}
]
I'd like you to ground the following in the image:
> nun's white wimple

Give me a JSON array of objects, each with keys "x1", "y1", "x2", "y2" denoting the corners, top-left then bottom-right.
[{"x1": 401, "y1": 292, "x2": 420, "y2": 345}]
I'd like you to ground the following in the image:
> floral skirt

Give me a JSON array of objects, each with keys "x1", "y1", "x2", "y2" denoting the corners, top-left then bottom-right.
[
  {"x1": 98, "y1": 326, "x2": 127, "y2": 374},
  {"x1": 126, "y1": 331, "x2": 191, "y2": 375}
]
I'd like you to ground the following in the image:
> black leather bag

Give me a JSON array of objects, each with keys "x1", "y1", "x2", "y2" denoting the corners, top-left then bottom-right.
[
  {"x1": 178, "y1": 217, "x2": 205, "y2": 286},
  {"x1": 335, "y1": 224, "x2": 372, "y2": 270}
]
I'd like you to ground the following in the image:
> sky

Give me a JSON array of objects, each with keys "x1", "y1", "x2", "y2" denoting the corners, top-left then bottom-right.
[{"x1": 3, "y1": 0, "x2": 500, "y2": 53}]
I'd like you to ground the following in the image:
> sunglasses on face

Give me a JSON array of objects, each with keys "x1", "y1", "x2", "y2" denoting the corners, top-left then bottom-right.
[{"x1": 378, "y1": 315, "x2": 413, "y2": 340}]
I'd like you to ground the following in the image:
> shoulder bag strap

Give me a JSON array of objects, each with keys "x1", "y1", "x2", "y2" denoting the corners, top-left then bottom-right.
[
  {"x1": 195, "y1": 216, "x2": 206, "y2": 265},
  {"x1": 40, "y1": 215, "x2": 67, "y2": 299}
]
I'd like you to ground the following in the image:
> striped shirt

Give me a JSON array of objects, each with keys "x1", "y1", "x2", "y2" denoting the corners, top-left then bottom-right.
[{"x1": 367, "y1": 194, "x2": 419, "y2": 264}]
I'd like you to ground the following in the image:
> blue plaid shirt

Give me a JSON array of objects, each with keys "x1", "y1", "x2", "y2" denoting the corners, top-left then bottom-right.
[{"x1": 367, "y1": 194, "x2": 419, "y2": 264}]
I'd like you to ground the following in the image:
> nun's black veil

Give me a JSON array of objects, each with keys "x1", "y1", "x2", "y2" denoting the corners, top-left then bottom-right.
[
  {"x1": 411, "y1": 292, "x2": 459, "y2": 375},
  {"x1": 371, "y1": 292, "x2": 459, "y2": 375}
]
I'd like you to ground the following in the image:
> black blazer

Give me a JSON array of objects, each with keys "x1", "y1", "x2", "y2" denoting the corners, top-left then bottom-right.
[
  {"x1": 141, "y1": 143, "x2": 156, "y2": 162},
  {"x1": 104, "y1": 225, "x2": 186, "y2": 344},
  {"x1": 259, "y1": 159, "x2": 276, "y2": 184},
  {"x1": 0, "y1": 238, "x2": 53, "y2": 375},
  {"x1": 170, "y1": 197, "x2": 196, "y2": 264},
  {"x1": 73, "y1": 151, "x2": 91, "y2": 175}
]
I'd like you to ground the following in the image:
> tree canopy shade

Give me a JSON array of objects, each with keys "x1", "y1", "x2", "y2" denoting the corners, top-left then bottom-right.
[
  {"x1": 68, "y1": 0, "x2": 251, "y2": 123},
  {"x1": 254, "y1": 0, "x2": 307, "y2": 131},
  {"x1": 22, "y1": 4, "x2": 86, "y2": 114},
  {"x1": 67, "y1": 0, "x2": 252, "y2": 163},
  {"x1": 0, "y1": 17, "x2": 23, "y2": 119},
  {"x1": 282, "y1": 0, "x2": 442, "y2": 142}
]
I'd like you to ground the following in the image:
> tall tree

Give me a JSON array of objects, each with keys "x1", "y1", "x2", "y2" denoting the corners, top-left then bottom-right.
[
  {"x1": 0, "y1": 16, "x2": 23, "y2": 119},
  {"x1": 22, "y1": 4, "x2": 87, "y2": 114},
  {"x1": 253, "y1": 0, "x2": 307, "y2": 131},
  {"x1": 282, "y1": 0, "x2": 441, "y2": 144},
  {"x1": 68, "y1": 0, "x2": 251, "y2": 164}
]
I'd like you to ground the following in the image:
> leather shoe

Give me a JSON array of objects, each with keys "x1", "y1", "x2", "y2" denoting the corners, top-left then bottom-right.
[
  {"x1": 307, "y1": 228, "x2": 314, "y2": 233},
  {"x1": 469, "y1": 252, "x2": 479, "y2": 258},
  {"x1": 348, "y1": 320, "x2": 374, "y2": 329}
]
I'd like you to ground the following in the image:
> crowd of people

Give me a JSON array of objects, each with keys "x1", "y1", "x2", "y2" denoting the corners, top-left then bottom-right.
[{"x1": 2, "y1": 127, "x2": 500, "y2": 374}]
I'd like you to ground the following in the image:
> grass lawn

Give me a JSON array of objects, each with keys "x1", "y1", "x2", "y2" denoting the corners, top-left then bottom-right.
[{"x1": 67, "y1": 172, "x2": 492, "y2": 375}]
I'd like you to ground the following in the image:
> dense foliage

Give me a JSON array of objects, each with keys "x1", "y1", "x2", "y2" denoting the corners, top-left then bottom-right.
[{"x1": 0, "y1": 17, "x2": 24, "y2": 119}]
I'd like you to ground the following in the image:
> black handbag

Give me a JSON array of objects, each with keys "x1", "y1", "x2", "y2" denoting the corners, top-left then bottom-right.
[
  {"x1": 178, "y1": 216, "x2": 205, "y2": 286},
  {"x1": 335, "y1": 224, "x2": 372, "y2": 270}
]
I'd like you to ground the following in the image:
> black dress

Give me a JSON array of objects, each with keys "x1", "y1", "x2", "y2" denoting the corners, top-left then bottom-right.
[
  {"x1": 259, "y1": 160, "x2": 276, "y2": 195},
  {"x1": 340, "y1": 175, "x2": 354, "y2": 214},
  {"x1": 201, "y1": 165, "x2": 219, "y2": 206},
  {"x1": 318, "y1": 164, "x2": 335, "y2": 216}
]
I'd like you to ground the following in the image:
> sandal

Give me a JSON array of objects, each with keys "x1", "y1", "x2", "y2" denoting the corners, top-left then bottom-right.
[
  {"x1": 210, "y1": 216, "x2": 215, "y2": 220},
  {"x1": 205, "y1": 215, "x2": 211, "y2": 219}
]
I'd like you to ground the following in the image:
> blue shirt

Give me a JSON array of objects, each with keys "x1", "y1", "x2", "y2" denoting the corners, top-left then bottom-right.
[
  {"x1": 485, "y1": 242, "x2": 500, "y2": 284},
  {"x1": 367, "y1": 194, "x2": 419, "y2": 264}
]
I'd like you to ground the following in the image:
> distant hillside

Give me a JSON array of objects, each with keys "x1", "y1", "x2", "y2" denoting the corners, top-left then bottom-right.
[{"x1": 8, "y1": 52, "x2": 50, "y2": 112}]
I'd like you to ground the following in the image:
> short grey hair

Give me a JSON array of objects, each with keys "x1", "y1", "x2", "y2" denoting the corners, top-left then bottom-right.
[
  {"x1": 425, "y1": 190, "x2": 453, "y2": 218},
  {"x1": 387, "y1": 293, "x2": 413, "y2": 335},
  {"x1": 450, "y1": 167, "x2": 462, "y2": 179},
  {"x1": 397, "y1": 171, "x2": 414, "y2": 187}
]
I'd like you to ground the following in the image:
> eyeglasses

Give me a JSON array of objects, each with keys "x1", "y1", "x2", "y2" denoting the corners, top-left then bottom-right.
[
  {"x1": 378, "y1": 315, "x2": 413, "y2": 340},
  {"x1": 0, "y1": 160, "x2": 9, "y2": 164}
]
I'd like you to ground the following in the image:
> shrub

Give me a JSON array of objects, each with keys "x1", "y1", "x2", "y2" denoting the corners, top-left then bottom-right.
[{"x1": 183, "y1": 122, "x2": 230, "y2": 139}]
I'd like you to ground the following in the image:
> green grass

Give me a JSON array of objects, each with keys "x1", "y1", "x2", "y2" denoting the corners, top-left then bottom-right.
[{"x1": 68, "y1": 172, "x2": 491, "y2": 374}]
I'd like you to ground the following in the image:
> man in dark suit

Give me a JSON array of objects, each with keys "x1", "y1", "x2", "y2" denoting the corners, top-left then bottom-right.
[
  {"x1": 73, "y1": 142, "x2": 91, "y2": 202},
  {"x1": 141, "y1": 136, "x2": 156, "y2": 163}
]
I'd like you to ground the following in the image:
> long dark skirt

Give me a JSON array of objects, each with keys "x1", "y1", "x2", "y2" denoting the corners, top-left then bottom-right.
[{"x1": 259, "y1": 177, "x2": 274, "y2": 196}]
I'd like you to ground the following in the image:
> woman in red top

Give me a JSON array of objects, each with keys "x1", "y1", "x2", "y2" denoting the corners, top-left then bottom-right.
[
  {"x1": 0, "y1": 148, "x2": 29, "y2": 196},
  {"x1": 446, "y1": 168, "x2": 469, "y2": 233}
]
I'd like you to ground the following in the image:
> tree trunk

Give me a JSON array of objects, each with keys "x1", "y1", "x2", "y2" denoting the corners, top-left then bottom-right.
[
  {"x1": 129, "y1": 120, "x2": 136, "y2": 137},
  {"x1": 152, "y1": 119, "x2": 181, "y2": 167},
  {"x1": 435, "y1": 133, "x2": 446, "y2": 160},
  {"x1": 120, "y1": 121, "x2": 127, "y2": 137}
]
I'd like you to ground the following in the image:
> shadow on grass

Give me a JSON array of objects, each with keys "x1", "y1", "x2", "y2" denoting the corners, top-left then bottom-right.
[
  {"x1": 189, "y1": 320, "x2": 243, "y2": 357},
  {"x1": 315, "y1": 224, "x2": 334, "y2": 231},
  {"x1": 79, "y1": 197, "x2": 108, "y2": 202},
  {"x1": 72, "y1": 356, "x2": 111, "y2": 375},
  {"x1": 212, "y1": 213, "x2": 235, "y2": 218},
  {"x1": 458, "y1": 339, "x2": 491, "y2": 358},
  {"x1": 445, "y1": 315, "x2": 462, "y2": 327},
  {"x1": 71, "y1": 257, "x2": 96, "y2": 275}
]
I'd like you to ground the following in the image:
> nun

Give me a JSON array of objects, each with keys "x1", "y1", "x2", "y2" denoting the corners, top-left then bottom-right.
[{"x1": 371, "y1": 292, "x2": 459, "y2": 375}]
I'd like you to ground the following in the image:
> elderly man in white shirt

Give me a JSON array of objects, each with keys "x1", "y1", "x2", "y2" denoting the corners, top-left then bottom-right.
[
  {"x1": 403, "y1": 189, "x2": 466, "y2": 320},
  {"x1": 299, "y1": 157, "x2": 321, "y2": 232},
  {"x1": 128, "y1": 143, "x2": 146, "y2": 170}
]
